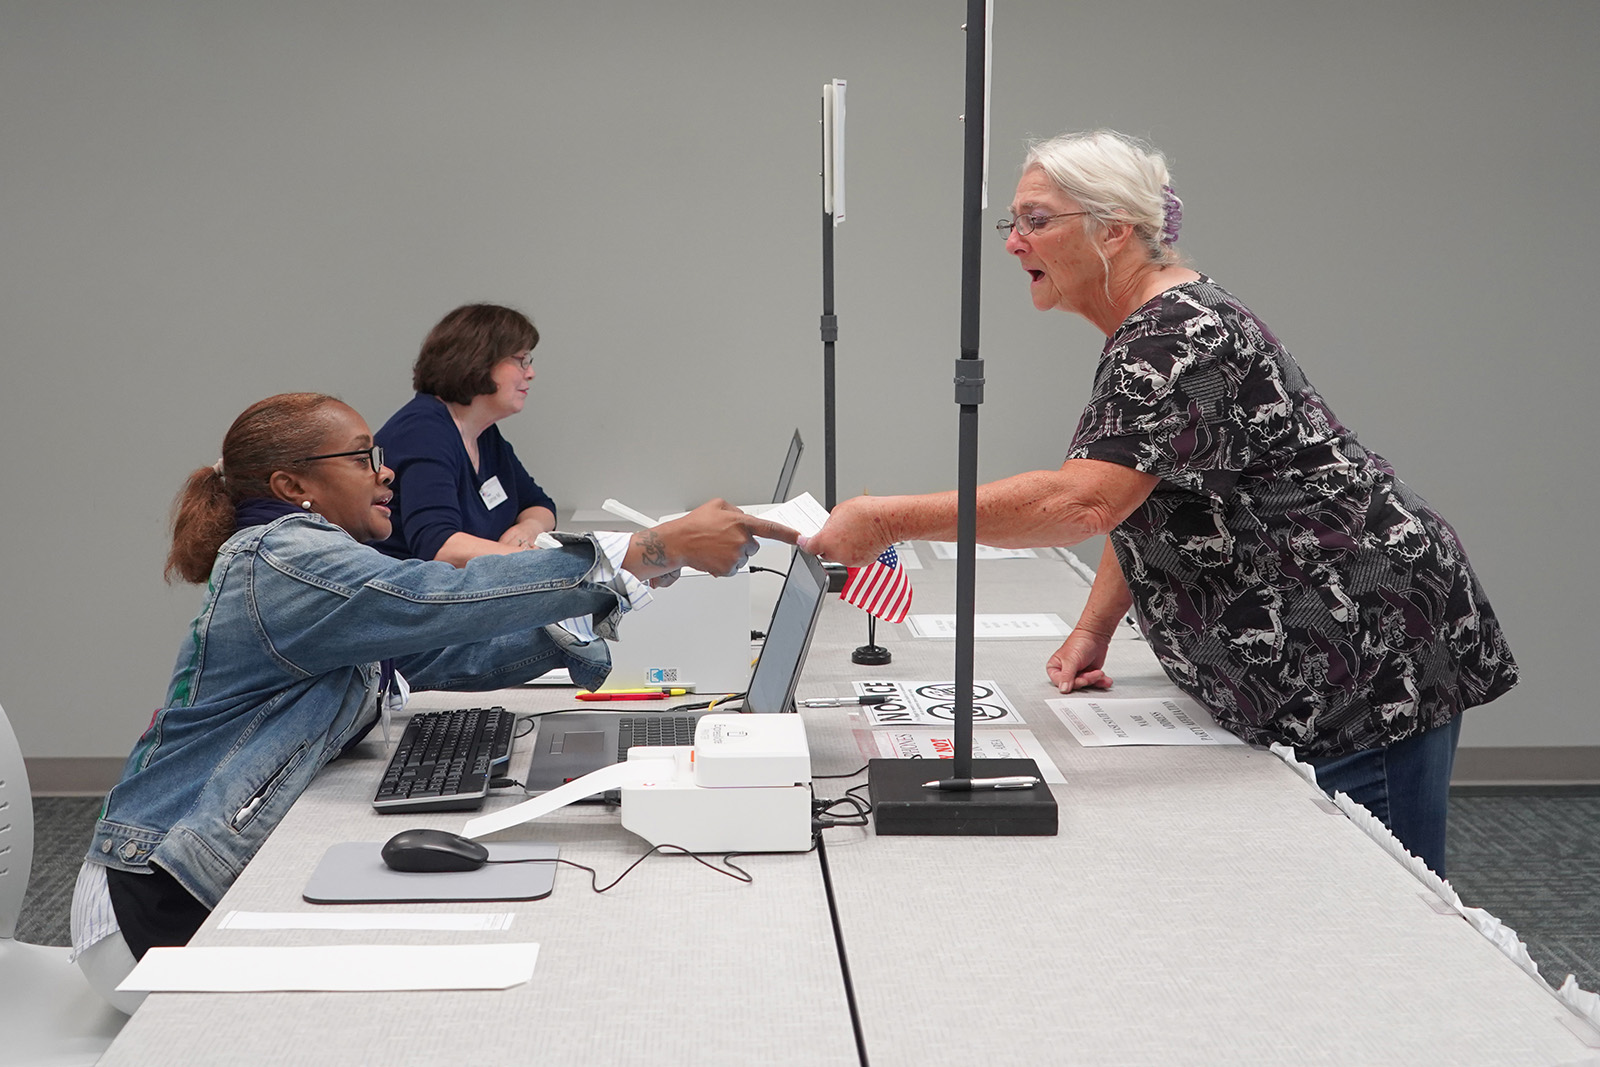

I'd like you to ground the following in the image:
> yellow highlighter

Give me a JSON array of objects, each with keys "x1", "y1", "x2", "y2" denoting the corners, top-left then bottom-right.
[{"x1": 590, "y1": 686, "x2": 692, "y2": 696}]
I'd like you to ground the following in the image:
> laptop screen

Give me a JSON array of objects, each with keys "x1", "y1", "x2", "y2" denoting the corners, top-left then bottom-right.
[
  {"x1": 770, "y1": 429, "x2": 804, "y2": 505},
  {"x1": 745, "y1": 549, "x2": 828, "y2": 714}
]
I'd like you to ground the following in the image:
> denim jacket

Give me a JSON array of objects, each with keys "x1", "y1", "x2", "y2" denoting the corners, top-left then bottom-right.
[{"x1": 87, "y1": 513, "x2": 626, "y2": 909}]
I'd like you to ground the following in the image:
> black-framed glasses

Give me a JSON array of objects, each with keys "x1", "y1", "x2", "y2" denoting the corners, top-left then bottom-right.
[
  {"x1": 995, "y1": 210, "x2": 1090, "y2": 239},
  {"x1": 507, "y1": 351, "x2": 534, "y2": 371},
  {"x1": 297, "y1": 445, "x2": 385, "y2": 473}
]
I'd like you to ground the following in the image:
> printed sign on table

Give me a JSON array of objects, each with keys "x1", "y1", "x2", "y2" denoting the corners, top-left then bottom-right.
[
  {"x1": 903, "y1": 614, "x2": 1070, "y2": 640},
  {"x1": 1050, "y1": 696, "x2": 1244, "y2": 747},
  {"x1": 926, "y1": 542, "x2": 1038, "y2": 560},
  {"x1": 850, "y1": 679, "x2": 1025, "y2": 726},
  {"x1": 854, "y1": 727, "x2": 1066, "y2": 785}
]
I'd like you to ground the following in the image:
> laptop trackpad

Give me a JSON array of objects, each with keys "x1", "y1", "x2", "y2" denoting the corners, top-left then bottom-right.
[{"x1": 552, "y1": 730, "x2": 607, "y2": 756}]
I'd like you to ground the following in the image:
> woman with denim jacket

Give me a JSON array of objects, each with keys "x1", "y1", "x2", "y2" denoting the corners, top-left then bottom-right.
[{"x1": 70, "y1": 391, "x2": 796, "y2": 1012}]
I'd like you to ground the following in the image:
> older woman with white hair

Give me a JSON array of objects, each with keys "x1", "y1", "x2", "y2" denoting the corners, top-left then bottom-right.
[{"x1": 803, "y1": 129, "x2": 1517, "y2": 876}]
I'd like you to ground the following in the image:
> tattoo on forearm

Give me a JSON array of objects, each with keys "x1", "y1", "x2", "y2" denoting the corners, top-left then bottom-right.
[{"x1": 638, "y1": 531, "x2": 670, "y2": 570}]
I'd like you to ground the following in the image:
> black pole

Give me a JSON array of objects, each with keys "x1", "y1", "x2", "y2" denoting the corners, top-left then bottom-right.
[
  {"x1": 950, "y1": 0, "x2": 987, "y2": 783},
  {"x1": 852, "y1": 612, "x2": 891, "y2": 666},
  {"x1": 820, "y1": 99, "x2": 839, "y2": 511},
  {"x1": 863, "y1": 14, "x2": 1054, "y2": 834}
]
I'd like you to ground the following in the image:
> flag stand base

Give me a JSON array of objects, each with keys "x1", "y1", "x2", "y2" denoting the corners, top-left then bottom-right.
[
  {"x1": 868, "y1": 758, "x2": 1059, "y2": 835},
  {"x1": 851, "y1": 643, "x2": 892, "y2": 665}
]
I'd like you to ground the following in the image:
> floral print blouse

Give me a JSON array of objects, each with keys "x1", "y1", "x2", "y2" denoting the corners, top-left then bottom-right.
[{"x1": 1068, "y1": 276, "x2": 1517, "y2": 756}]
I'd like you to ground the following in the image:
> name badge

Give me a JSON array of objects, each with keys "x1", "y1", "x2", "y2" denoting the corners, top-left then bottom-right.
[{"x1": 478, "y1": 476, "x2": 508, "y2": 510}]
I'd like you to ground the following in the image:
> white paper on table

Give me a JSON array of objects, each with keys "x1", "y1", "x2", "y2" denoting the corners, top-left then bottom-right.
[
  {"x1": 892, "y1": 543, "x2": 923, "y2": 570},
  {"x1": 850, "y1": 679, "x2": 1024, "y2": 726},
  {"x1": 461, "y1": 756, "x2": 678, "y2": 839},
  {"x1": 217, "y1": 911, "x2": 516, "y2": 932},
  {"x1": 856, "y1": 728, "x2": 1065, "y2": 784},
  {"x1": 904, "y1": 614, "x2": 1070, "y2": 640},
  {"x1": 926, "y1": 541, "x2": 1038, "y2": 560},
  {"x1": 119, "y1": 943, "x2": 539, "y2": 993},
  {"x1": 1050, "y1": 695, "x2": 1244, "y2": 746}
]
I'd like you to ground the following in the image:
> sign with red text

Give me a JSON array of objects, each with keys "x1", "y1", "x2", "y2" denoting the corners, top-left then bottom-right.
[{"x1": 853, "y1": 727, "x2": 1065, "y2": 785}]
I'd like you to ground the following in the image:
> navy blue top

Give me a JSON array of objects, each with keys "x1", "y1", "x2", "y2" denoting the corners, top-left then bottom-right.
[{"x1": 372, "y1": 393, "x2": 556, "y2": 561}]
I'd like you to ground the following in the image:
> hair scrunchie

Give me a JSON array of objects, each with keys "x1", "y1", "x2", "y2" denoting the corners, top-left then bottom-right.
[{"x1": 1160, "y1": 185, "x2": 1183, "y2": 246}]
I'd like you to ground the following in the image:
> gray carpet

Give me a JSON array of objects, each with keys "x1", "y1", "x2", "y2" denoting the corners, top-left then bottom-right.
[
  {"x1": 15, "y1": 794, "x2": 1599, "y2": 991},
  {"x1": 1446, "y1": 793, "x2": 1600, "y2": 990},
  {"x1": 15, "y1": 797, "x2": 102, "y2": 948}
]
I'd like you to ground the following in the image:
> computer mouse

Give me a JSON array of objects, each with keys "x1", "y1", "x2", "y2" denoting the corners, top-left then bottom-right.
[{"x1": 380, "y1": 828, "x2": 490, "y2": 873}]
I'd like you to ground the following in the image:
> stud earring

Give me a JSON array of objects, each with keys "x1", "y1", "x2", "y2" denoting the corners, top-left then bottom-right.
[{"x1": 301, "y1": 500, "x2": 313, "y2": 510}]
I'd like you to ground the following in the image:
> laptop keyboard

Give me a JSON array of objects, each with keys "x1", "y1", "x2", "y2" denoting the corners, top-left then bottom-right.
[
  {"x1": 373, "y1": 707, "x2": 515, "y2": 813},
  {"x1": 616, "y1": 714, "x2": 699, "y2": 761}
]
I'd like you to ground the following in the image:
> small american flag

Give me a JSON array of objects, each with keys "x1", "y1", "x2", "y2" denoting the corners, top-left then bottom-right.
[{"x1": 841, "y1": 545, "x2": 912, "y2": 623}]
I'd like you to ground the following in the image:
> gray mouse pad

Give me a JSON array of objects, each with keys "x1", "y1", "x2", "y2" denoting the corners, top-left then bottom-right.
[{"x1": 303, "y1": 841, "x2": 559, "y2": 904}]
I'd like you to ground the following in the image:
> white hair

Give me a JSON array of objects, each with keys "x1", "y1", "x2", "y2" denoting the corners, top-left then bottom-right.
[{"x1": 1022, "y1": 129, "x2": 1182, "y2": 267}]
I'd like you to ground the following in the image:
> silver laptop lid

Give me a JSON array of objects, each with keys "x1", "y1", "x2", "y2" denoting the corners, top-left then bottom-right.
[
  {"x1": 770, "y1": 429, "x2": 804, "y2": 505},
  {"x1": 745, "y1": 549, "x2": 828, "y2": 714}
]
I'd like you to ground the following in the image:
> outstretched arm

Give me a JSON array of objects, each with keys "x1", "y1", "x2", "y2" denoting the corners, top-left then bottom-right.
[
  {"x1": 802, "y1": 459, "x2": 1158, "y2": 567},
  {"x1": 622, "y1": 499, "x2": 799, "y2": 580}
]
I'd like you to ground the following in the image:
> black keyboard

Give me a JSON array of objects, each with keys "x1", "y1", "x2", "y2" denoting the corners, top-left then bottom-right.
[
  {"x1": 373, "y1": 707, "x2": 515, "y2": 813},
  {"x1": 615, "y1": 714, "x2": 698, "y2": 762}
]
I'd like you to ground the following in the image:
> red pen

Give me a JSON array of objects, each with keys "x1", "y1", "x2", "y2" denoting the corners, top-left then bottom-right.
[{"x1": 574, "y1": 692, "x2": 670, "y2": 701}]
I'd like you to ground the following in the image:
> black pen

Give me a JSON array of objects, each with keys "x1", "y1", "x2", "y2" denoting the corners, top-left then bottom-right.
[
  {"x1": 921, "y1": 775, "x2": 1041, "y2": 790},
  {"x1": 798, "y1": 694, "x2": 892, "y2": 708}
]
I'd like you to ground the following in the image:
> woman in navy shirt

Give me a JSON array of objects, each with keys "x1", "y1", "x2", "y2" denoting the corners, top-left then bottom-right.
[{"x1": 374, "y1": 304, "x2": 558, "y2": 564}]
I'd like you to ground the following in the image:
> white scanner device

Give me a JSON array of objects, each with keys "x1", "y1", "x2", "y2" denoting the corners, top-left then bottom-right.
[{"x1": 461, "y1": 714, "x2": 813, "y2": 853}]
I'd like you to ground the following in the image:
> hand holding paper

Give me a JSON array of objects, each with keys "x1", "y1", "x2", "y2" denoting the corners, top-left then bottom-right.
[
  {"x1": 629, "y1": 500, "x2": 799, "y2": 580},
  {"x1": 798, "y1": 494, "x2": 898, "y2": 568}
]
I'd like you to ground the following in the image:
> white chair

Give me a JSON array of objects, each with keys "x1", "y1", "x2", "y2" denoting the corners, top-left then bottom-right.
[{"x1": 0, "y1": 702, "x2": 127, "y2": 1066}]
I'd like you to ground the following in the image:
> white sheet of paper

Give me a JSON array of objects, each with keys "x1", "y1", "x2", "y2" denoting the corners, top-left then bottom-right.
[
  {"x1": 825, "y1": 79, "x2": 846, "y2": 223},
  {"x1": 858, "y1": 728, "x2": 1066, "y2": 784},
  {"x1": 892, "y1": 542, "x2": 923, "y2": 570},
  {"x1": 120, "y1": 943, "x2": 539, "y2": 992},
  {"x1": 461, "y1": 756, "x2": 678, "y2": 839},
  {"x1": 217, "y1": 911, "x2": 516, "y2": 932},
  {"x1": 926, "y1": 541, "x2": 1037, "y2": 560},
  {"x1": 656, "y1": 492, "x2": 826, "y2": 541},
  {"x1": 601, "y1": 498, "x2": 659, "y2": 527},
  {"x1": 981, "y1": 0, "x2": 993, "y2": 208},
  {"x1": 1050, "y1": 695, "x2": 1245, "y2": 746},
  {"x1": 758, "y1": 492, "x2": 830, "y2": 539},
  {"x1": 521, "y1": 667, "x2": 573, "y2": 686},
  {"x1": 850, "y1": 679, "x2": 1024, "y2": 726},
  {"x1": 904, "y1": 614, "x2": 1070, "y2": 640}
]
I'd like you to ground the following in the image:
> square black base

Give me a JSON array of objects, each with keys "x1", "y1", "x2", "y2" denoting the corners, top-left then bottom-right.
[{"x1": 867, "y1": 758, "x2": 1058, "y2": 836}]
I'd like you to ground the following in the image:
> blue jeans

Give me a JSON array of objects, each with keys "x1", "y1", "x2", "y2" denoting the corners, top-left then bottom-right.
[{"x1": 1306, "y1": 716, "x2": 1462, "y2": 878}]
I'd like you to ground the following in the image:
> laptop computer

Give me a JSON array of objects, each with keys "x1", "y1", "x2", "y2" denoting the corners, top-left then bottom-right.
[
  {"x1": 522, "y1": 548, "x2": 829, "y2": 795},
  {"x1": 771, "y1": 429, "x2": 803, "y2": 505}
]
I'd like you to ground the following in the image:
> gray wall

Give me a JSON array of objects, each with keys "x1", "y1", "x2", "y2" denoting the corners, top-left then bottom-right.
[{"x1": 3, "y1": 0, "x2": 1596, "y2": 762}]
